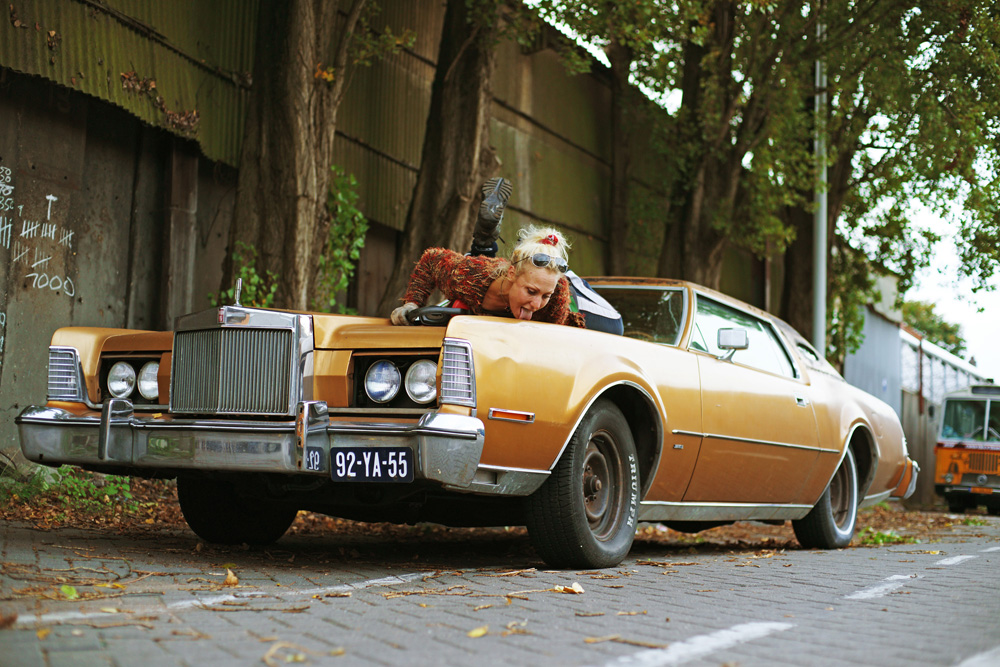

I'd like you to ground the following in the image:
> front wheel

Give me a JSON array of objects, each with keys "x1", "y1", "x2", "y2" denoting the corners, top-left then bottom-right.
[
  {"x1": 177, "y1": 476, "x2": 298, "y2": 545},
  {"x1": 793, "y1": 447, "x2": 858, "y2": 549},
  {"x1": 526, "y1": 399, "x2": 639, "y2": 569}
]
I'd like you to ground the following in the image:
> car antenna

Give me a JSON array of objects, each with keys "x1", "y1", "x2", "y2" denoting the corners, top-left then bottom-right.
[{"x1": 234, "y1": 278, "x2": 242, "y2": 307}]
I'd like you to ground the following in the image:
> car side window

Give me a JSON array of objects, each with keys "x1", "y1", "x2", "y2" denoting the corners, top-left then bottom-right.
[{"x1": 692, "y1": 296, "x2": 796, "y2": 378}]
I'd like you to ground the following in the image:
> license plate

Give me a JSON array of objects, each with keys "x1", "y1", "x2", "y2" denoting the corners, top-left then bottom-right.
[
  {"x1": 330, "y1": 447, "x2": 413, "y2": 483},
  {"x1": 970, "y1": 487, "x2": 994, "y2": 495}
]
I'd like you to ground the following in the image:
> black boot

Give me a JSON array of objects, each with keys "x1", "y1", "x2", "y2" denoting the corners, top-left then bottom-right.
[{"x1": 471, "y1": 177, "x2": 512, "y2": 255}]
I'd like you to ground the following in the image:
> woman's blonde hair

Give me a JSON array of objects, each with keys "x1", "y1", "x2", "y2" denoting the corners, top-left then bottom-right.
[{"x1": 508, "y1": 225, "x2": 571, "y2": 276}]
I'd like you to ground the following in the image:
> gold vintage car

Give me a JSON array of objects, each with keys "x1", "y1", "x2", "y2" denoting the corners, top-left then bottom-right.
[{"x1": 17, "y1": 277, "x2": 918, "y2": 568}]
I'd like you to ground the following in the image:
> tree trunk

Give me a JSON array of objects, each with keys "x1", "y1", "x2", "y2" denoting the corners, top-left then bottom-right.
[
  {"x1": 377, "y1": 0, "x2": 500, "y2": 315},
  {"x1": 606, "y1": 40, "x2": 632, "y2": 276},
  {"x1": 778, "y1": 205, "x2": 815, "y2": 341},
  {"x1": 224, "y1": 0, "x2": 364, "y2": 310}
]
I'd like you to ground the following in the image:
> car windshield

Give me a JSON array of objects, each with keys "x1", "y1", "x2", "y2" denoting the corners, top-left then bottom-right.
[
  {"x1": 592, "y1": 286, "x2": 686, "y2": 346},
  {"x1": 941, "y1": 399, "x2": 1000, "y2": 443}
]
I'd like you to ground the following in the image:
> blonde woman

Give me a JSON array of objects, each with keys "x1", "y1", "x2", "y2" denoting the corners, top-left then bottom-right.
[{"x1": 391, "y1": 226, "x2": 585, "y2": 328}]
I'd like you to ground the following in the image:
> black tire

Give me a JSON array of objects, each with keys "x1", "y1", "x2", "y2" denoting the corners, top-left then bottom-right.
[
  {"x1": 793, "y1": 447, "x2": 858, "y2": 549},
  {"x1": 947, "y1": 496, "x2": 969, "y2": 514},
  {"x1": 177, "y1": 476, "x2": 297, "y2": 545},
  {"x1": 526, "y1": 399, "x2": 639, "y2": 569}
]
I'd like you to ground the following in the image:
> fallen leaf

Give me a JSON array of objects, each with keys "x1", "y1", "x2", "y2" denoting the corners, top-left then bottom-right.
[
  {"x1": 467, "y1": 625, "x2": 489, "y2": 638},
  {"x1": 585, "y1": 635, "x2": 620, "y2": 644},
  {"x1": 575, "y1": 612, "x2": 604, "y2": 617},
  {"x1": 325, "y1": 592, "x2": 350, "y2": 598},
  {"x1": 37, "y1": 628, "x2": 51, "y2": 640},
  {"x1": 60, "y1": 585, "x2": 80, "y2": 600},
  {"x1": 554, "y1": 582, "x2": 585, "y2": 594},
  {"x1": 223, "y1": 569, "x2": 238, "y2": 587},
  {"x1": 99, "y1": 607, "x2": 119, "y2": 614},
  {"x1": 474, "y1": 604, "x2": 492, "y2": 611},
  {"x1": 0, "y1": 612, "x2": 18, "y2": 629},
  {"x1": 617, "y1": 611, "x2": 647, "y2": 616}
]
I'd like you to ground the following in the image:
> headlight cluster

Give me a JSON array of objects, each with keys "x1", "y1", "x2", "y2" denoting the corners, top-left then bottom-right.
[
  {"x1": 364, "y1": 358, "x2": 437, "y2": 405},
  {"x1": 105, "y1": 360, "x2": 160, "y2": 402}
]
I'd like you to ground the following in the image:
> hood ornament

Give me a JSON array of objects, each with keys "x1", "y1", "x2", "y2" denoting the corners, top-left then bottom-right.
[{"x1": 233, "y1": 278, "x2": 243, "y2": 307}]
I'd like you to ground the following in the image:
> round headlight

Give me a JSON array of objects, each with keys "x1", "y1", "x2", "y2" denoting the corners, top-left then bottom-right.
[
  {"x1": 138, "y1": 361, "x2": 160, "y2": 400},
  {"x1": 107, "y1": 361, "x2": 136, "y2": 398},
  {"x1": 405, "y1": 359, "x2": 438, "y2": 404},
  {"x1": 365, "y1": 360, "x2": 401, "y2": 403},
  {"x1": 943, "y1": 472, "x2": 954, "y2": 483}
]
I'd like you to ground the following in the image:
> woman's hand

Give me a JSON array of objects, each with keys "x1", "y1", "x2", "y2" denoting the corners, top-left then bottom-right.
[{"x1": 390, "y1": 302, "x2": 420, "y2": 325}]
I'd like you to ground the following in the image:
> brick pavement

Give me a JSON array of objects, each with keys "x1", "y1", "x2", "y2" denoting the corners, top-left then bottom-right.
[{"x1": 1, "y1": 515, "x2": 999, "y2": 667}]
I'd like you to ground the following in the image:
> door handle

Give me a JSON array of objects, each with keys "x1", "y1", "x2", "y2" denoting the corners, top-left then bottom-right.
[{"x1": 795, "y1": 395, "x2": 810, "y2": 407}]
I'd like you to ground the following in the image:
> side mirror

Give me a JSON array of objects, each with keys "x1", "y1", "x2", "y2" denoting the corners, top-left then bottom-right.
[{"x1": 717, "y1": 328, "x2": 748, "y2": 361}]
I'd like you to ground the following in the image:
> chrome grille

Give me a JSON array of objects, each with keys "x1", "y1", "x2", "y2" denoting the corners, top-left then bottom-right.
[
  {"x1": 968, "y1": 451, "x2": 1000, "y2": 474},
  {"x1": 47, "y1": 347, "x2": 84, "y2": 401},
  {"x1": 171, "y1": 328, "x2": 294, "y2": 415},
  {"x1": 440, "y1": 339, "x2": 475, "y2": 407}
]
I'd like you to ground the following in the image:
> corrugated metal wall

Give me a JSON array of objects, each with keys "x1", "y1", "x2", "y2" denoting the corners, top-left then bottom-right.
[
  {"x1": 843, "y1": 306, "x2": 903, "y2": 416},
  {"x1": 1, "y1": 0, "x2": 255, "y2": 166}
]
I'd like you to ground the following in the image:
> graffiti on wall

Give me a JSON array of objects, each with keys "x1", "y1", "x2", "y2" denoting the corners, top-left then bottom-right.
[
  {"x1": 1, "y1": 163, "x2": 76, "y2": 298},
  {"x1": 1, "y1": 161, "x2": 76, "y2": 374}
]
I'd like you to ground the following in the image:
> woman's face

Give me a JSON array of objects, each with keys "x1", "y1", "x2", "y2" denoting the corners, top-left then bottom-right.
[{"x1": 506, "y1": 265, "x2": 559, "y2": 320}]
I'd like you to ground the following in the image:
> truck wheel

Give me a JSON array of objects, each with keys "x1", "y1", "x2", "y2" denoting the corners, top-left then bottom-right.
[
  {"x1": 793, "y1": 447, "x2": 858, "y2": 549},
  {"x1": 526, "y1": 399, "x2": 639, "y2": 568},
  {"x1": 177, "y1": 476, "x2": 297, "y2": 545}
]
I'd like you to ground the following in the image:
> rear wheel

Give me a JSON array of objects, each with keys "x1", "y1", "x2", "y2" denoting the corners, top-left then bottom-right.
[
  {"x1": 177, "y1": 476, "x2": 297, "y2": 545},
  {"x1": 526, "y1": 399, "x2": 639, "y2": 568},
  {"x1": 793, "y1": 447, "x2": 858, "y2": 549}
]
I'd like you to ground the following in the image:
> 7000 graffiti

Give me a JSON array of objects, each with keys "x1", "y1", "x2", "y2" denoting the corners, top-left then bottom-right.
[{"x1": 25, "y1": 272, "x2": 75, "y2": 296}]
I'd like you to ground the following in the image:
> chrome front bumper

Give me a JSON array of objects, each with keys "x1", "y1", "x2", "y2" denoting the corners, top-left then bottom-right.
[{"x1": 16, "y1": 400, "x2": 485, "y2": 490}]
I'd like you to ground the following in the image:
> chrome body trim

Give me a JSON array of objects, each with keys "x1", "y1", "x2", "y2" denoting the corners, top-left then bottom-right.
[
  {"x1": 440, "y1": 338, "x2": 476, "y2": 408},
  {"x1": 47, "y1": 347, "x2": 101, "y2": 409},
  {"x1": 463, "y1": 465, "x2": 550, "y2": 496},
  {"x1": 670, "y1": 429, "x2": 839, "y2": 454},
  {"x1": 16, "y1": 402, "x2": 485, "y2": 489},
  {"x1": 859, "y1": 490, "x2": 892, "y2": 509},
  {"x1": 638, "y1": 501, "x2": 813, "y2": 522},
  {"x1": 169, "y1": 306, "x2": 314, "y2": 417}
]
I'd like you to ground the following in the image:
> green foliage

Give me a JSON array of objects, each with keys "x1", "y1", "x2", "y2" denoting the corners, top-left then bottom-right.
[
  {"x1": 209, "y1": 241, "x2": 278, "y2": 308},
  {"x1": 857, "y1": 526, "x2": 918, "y2": 546},
  {"x1": 961, "y1": 516, "x2": 989, "y2": 527},
  {"x1": 315, "y1": 166, "x2": 368, "y2": 313},
  {"x1": 901, "y1": 300, "x2": 967, "y2": 356},
  {"x1": 1, "y1": 465, "x2": 137, "y2": 515},
  {"x1": 826, "y1": 243, "x2": 879, "y2": 368},
  {"x1": 350, "y1": 3, "x2": 416, "y2": 68}
]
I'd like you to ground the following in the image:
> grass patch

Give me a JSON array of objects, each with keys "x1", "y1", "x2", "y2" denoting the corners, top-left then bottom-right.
[
  {"x1": 961, "y1": 517, "x2": 990, "y2": 526},
  {"x1": 857, "y1": 526, "x2": 919, "y2": 546}
]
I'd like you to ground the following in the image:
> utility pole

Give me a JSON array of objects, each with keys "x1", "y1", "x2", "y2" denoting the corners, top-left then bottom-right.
[{"x1": 813, "y1": 17, "x2": 828, "y2": 357}]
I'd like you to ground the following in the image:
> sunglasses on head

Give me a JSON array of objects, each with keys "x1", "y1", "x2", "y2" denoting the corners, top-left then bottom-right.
[{"x1": 517, "y1": 253, "x2": 569, "y2": 273}]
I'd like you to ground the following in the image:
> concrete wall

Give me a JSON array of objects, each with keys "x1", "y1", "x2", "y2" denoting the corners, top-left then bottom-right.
[{"x1": 0, "y1": 70, "x2": 234, "y2": 462}]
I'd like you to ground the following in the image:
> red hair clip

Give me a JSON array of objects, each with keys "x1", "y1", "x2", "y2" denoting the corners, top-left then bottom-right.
[{"x1": 541, "y1": 234, "x2": 559, "y2": 246}]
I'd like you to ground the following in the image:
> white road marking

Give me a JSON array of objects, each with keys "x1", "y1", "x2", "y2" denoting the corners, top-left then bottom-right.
[
  {"x1": 980, "y1": 546, "x2": 1000, "y2": 553},
  {"x1": 603, "y1": 622, "x2": 794, "y2": 667},
  {"x1": 14, "y1": 572, "x2": 424, "y2": 627},
  {"x1": 844, "y1": 574, "x2": 919, "y2": 600},
  {"x1": 954, "y1": 645, "x2": 1000, "y2": 667},
  {"x1": 935, "y1": 555, "x2": 977, "y2": 566}
]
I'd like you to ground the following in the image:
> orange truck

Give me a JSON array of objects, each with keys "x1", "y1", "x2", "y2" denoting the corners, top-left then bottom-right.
[{"x1": 935, "y1": 383, "x2": 1000, "y2": 515}]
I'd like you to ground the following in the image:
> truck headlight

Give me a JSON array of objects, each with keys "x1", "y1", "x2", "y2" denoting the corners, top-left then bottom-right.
[
  {"x1": 405, "y1": 359, "x2": 438, "y2": 404},
  {"x1": 107, "y1": 361, "x2": 136, "y2": 398},
  {"x1": 365, "y1": 360, "x2": 401, "y2": 403},
  {"x1": 138, "y1": 361, "x2": 159, "y2": 401},
  {"x1": 943, "y1": 472, "x2": 954, "y2": 483}
]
